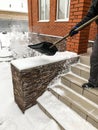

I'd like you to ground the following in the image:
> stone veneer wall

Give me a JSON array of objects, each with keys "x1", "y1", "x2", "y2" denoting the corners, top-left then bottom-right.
[{"x1": 11, "y1": 56, "x2": 79, "y2": 113}]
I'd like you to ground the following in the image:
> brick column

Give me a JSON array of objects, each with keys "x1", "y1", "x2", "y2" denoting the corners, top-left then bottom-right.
[{"x1": 66, "y1": 0, "x2": 92, "y2": 54}]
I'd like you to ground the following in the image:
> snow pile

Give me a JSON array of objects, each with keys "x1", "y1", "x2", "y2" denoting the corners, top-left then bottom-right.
[
  {"x1": 0, "y1": 32, "x2": 41, "y2": 60},
  {"x1": 9, "y1": 32, "x2": 40, "y2": 59},
  {"x1": 11, "y1": 51, "x2": 77, "y2": 70}
]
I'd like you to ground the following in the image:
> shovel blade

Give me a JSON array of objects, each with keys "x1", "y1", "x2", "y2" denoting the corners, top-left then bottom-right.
[{"x1": 28, "y1": 42, "x2": 58, "y2": 56}]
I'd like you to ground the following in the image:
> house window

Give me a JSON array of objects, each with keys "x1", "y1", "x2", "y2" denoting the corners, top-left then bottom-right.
[
  {"x1": 56, "y1": 0, "x2": 70, "y2": 21},
  {"x1": 39, "y1": 0, "x2": 50, "y2": 21}
]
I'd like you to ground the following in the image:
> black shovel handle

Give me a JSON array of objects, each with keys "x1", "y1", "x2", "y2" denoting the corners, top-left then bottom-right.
[{"x1": 50, "y1": 15, "x2": 98, "y2": 48}]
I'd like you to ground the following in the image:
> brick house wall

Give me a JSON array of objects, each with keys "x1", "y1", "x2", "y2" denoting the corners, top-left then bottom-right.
[
  {"x1": 28, "y1": 0, "x2": 70, "y2": 36},
  {"x1": 89, "y1": 22, "x2": 97, "y2": 41},
  {"x1": 28, "y1": 0, "x2": 96, "y2": 54}
]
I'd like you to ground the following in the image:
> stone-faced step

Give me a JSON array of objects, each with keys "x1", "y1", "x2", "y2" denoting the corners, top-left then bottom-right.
[
  {"x1": 87, "y1": 47, "x2": 92, "y2": 55},
  {"x1": 48, "y1": 85, "x2": 98, "y2": 129},
  {"x1": 83, "y1": 87, "x2": 98, "y2": 105},
  {"x1": 71, "y1": 63, "x2": 90, "y2": 80},
  {"x1": 61, "y1": 73, "x2": 87, "y2": 94},
  {"x1": 80, "y1": 55, "x2": 90, "y2": 66},
  {"x1": 37, "y1": 91, "x2": 97, "y2": 130},
  {"x1": 61, "y1": 73, "x2": 98, "y2": 105}
]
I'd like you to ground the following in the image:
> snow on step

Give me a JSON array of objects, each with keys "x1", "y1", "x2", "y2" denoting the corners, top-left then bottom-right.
[
  {"x1": 43, "y1": 120, "x2": 61, "y2": 130},
  {"x1": 37, "y1": 91, "x2": 97, "y2": 130},
  {"x1": 11, "y1": 51, "x2": 77, "y2": 71},
  {"x1": 25, "y1": 105, "x2": 60, "y2": 130}
]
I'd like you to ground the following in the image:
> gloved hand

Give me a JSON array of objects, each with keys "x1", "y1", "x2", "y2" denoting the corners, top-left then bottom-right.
[{"x1": 69, "y1": 26, "x2": 79, "y2": 37}]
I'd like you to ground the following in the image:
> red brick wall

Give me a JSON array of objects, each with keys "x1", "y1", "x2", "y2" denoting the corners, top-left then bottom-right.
[
  {"x1": 28, "y1": 0, "x2": 33, "y2": 32},
  {"x1": 66, "y1": 0, "x2": 92, "y2": 54},
  {"x1": 28, "y1": 0, "x2": 70, "y2": 36},
  {"x1": 89, "y1": 22, "x2": 97, "y2": 40},
  {"x1": 28, "y1": 0, "x2": 96, "y2": 54}
]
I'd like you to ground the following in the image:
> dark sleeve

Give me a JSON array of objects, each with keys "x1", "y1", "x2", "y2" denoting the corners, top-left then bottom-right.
[{"x1": 76, "y1": 0, "x2": 97, "y2": 27}]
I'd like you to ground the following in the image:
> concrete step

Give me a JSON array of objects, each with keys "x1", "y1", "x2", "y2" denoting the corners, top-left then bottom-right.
[
  {"x1": 87, "y1": 47, "x2": 92, "y2": 55},
  {"x1": 49, "y1": 85, "x2": 98, "y2": 129},
  {"x1": 71, "y1": 63, "x2": 90, "y2": 80},
  {"x1": 80, "y1": 55, "x2": 90, "y2": 66},
  {"x1": 61, "y1": 73, "x2": 87, "y2": 94},
  {"x1": 61, "y1": 73, "x2": 98, "y2": 104},
  {"x1": 25, "y1": 104, "x2": 61, "y2": 130},
  {"x1": 37, "y1": 91, "x2": 97, "y2": 130}
]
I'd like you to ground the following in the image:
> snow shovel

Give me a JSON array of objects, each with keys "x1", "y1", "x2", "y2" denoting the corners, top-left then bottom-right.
[{"x1": 28, "y1": 15, "x2": 98, "y2": 56}]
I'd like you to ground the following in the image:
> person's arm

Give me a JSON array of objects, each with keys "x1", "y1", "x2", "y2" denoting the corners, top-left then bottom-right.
[
  {"x1": 76, "y1": 1, "x2": 97, "y2": 27},
  {"x1": 70, "y1": 0, "x2": 98, "y2": 36}
]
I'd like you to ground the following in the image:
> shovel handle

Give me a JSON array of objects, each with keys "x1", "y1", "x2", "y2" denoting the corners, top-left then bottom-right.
[
  {"x1": 50, "y1": 33, "x2": 70, "y2": 48},
  {"x1": 51, "y1": 15, "x2": 98, "y2": 48}
]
